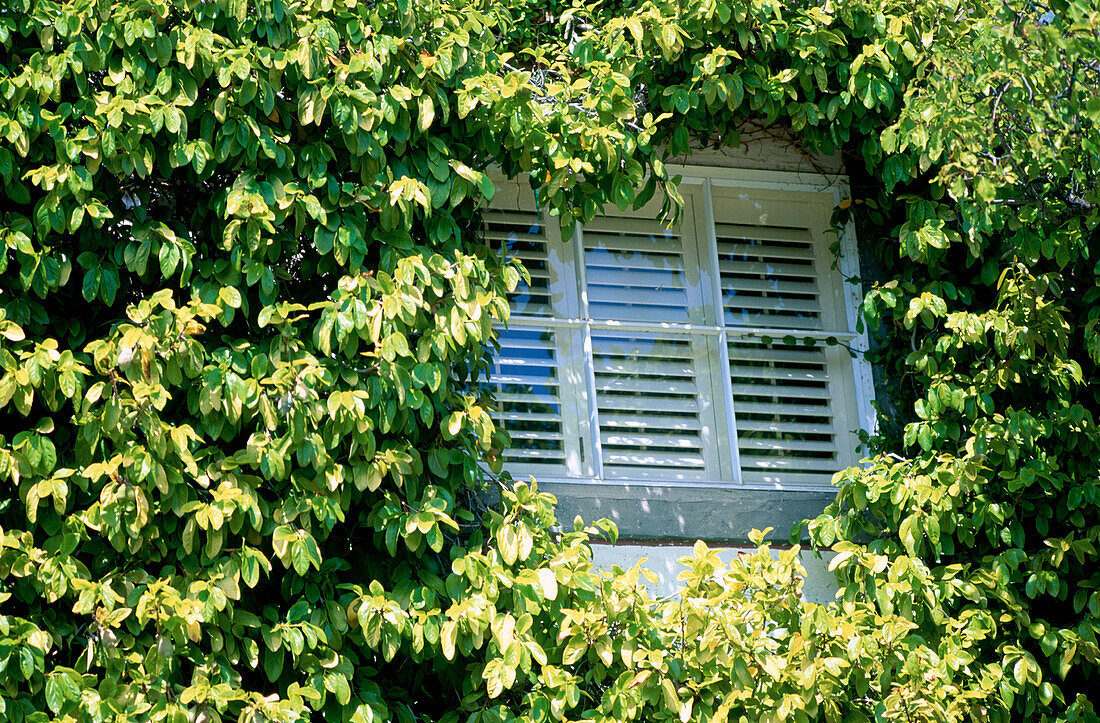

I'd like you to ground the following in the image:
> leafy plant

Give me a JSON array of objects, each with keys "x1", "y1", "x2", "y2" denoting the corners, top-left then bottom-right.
[{"x1": 0, "y1": 0, "x2": 1097, "y2": 721}]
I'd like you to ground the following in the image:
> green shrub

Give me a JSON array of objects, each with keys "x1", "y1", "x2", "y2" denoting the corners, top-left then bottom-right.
[{"x1": 0, "y1": 0, "x2": 1096, "y2": 721}]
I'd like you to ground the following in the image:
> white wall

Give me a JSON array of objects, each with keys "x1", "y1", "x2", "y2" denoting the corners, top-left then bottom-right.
[{"x1": 589, "y1": 542, "x2": 838, "y2": 604}]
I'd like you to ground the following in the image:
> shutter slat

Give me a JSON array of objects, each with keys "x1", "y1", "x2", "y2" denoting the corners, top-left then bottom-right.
[
  {"x1": 486, "y1": 210, "x2": 544, "y2": 226},
  {"x1": 736, "y1": 419, "x2": 835, "y2": 434},
  {"x1": 727, "y1": 365, "x2": 830, "y2": 382},
  {"x1": 599, "y1": 413, "x2": 702, "y2": 430},
  {"x1": 586, "y1": 239, "x2": 682, "y2": 258},
  {"x1": 596, "y1": 394, "x2": 701, "y2": 413},
  {"x1": 741, "y1": 469, "x2": 835, "y2": 486},
  {"x1": 731, "y1": 382, "x2": 832, "y2": 400},
  {"x1": 727, "y1": 344, "x2": 828, "y2": 363},
  {"x1": 500, "y1": 253, "x2": 551, "y2": 267},
  {"x1": 590, "y1": 303, "x2": 692, "y2": 321},
  {"x1": 511, "y1": 294, "x2": 552, "y2": 309},
  {"x1": 718, "y1": 258, "x2": 817, "y2": 277},
  {"x1": 603, "y1": 451, "x2": 707, "y2": 467},
  {"x1": 588, "y1": 285, "x2": 691, "y2": 307},
  {"x1": 494, "y1": 392, "x2": 561, "y2": 403},
  {"x1": 716, "y1": 241, "x2": 816, "y2": 261},
  {"x1": 724, "y1": 311, "x2": 822, "y2": 329},
  {"x1": 495, "y1": 378, "x2": 560, "y2": 389},
  {"x1": 496, "y1": 352, "x2": 559, "y2": 365},
  {"x1": 496, "y1": 356, "x2": 559, "y2": 368},
  {"x1": 738, "y1": 437, "x2": 838, "y2": 453},
  {"x1": 739, "y1": 454, "x2": 837, "y2": 470},
  {"x1": 498, "y1": 411, "x2": 563, "y2": 422},
  {"x1": 715, "y1": 223, "x2": 812, "y2": 244},
  {"x1": 584, "y1": 216, "x2": 680, "y2": 235},
  {"x1": 593, "y1": 344, "x2": 696, "y2": 364},
  {"x1": 511, "y1": 269, "x2": 551, "y2": 281},
  {"x1": 586, "y1": 256, "x2": 683, "y2": 273},
  {"x1": 593, "y1": 336, "x2": 696, "y2": 356},
  {"x1": 720, "y1": 277, "x2": 819, "y2": 294},
  {"x1": 496, "y1": 336, "x2": 560, "y2": 352},
  {"x1": 730, "y1": 400, "x2": 832, "y2": 417},
  {"x1": 601, "y1": 431, "x2": 701, "y2": 448},
  {"x1": 486, "y1": 230, "x2": 546, "y2": 243},
  {"x1": 723, "y1": 294, "x2": 821, "y2": 312},
  {"x1": 506, "y1": 430, "x2": 565, "y2": 441},
  {"x1": 504, "y1": 449, "x2": 568, "y2": 461},
  {"x1": 597, "y1": 378, "x2": 698, "y2": 395},
  {"x1": 587, "y1": 266, "x2": 687, "y2": 289},
  {"x1": 594, "y1": 357, "x2": 695, "y2": 376}
]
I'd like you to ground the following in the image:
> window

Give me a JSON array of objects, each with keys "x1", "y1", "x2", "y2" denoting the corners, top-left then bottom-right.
[{"x1": 485, "y1": 167, "x2": 875, "y2": 540}]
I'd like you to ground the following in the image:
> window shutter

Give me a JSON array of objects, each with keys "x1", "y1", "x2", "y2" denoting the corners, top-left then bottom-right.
[
  {"x1": 483, "y1": 208, "x2": 555, "y2": 317},
  {"x1": 583, "y1": 210, "x2": 703, "y2": 324},
  {"x1": 712, "y1": 188, "x2": 858, "y2": 487},
  {"x1": 715, "y1": 223, "x2": 823, "y2": 329},
  {"x1": 727, "y1": 338, "x2": 846, "y2": 487},
  {"x1": 492, "y1": 327, "x2": 573, "y2": 475},
  {"x1": 581, "y1": 194, "x2": 725, "y2": 482},
  {"x1": 484, "y1": 195, "x2": 588, "y2": 477},
  {"x1": 591, "y1": 332, "x2": 719, "y2": 481}
]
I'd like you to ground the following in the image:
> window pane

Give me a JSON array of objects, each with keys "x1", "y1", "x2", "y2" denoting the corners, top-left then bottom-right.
[
  {"x1": 727, "y1": 338, "x2": 839, "y2": 487},
  {"x1": 716, "y1": 223, "x2": 823, "y2": 329},
  {"x1": 583, "y1": 216, "x2": 696, "y2": 323},
  {"x1": 485, "y1": 209, "x2": 556, "y2": 317},
  {"x1": 592, "y1": 332, "x2": 718, "y2": 481}
]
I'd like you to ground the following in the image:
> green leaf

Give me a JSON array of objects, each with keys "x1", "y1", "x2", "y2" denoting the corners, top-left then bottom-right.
[
  {"x1": 81, "y1": 268, "x2": 100, "y2": 302},
  {"x1": 975, "y1": 177, "x2": 995, "y2": 202},
  {"x1": 418, "y1": 94, "x2": 435, "y2": 132},
  {"x1": 537, "y1": 568, "x2": 558, "y2": 600},
  {"x1": 219, "y1": 286, "x2": 243, "y2": 308},
  {"x1": 45, "y1": 675, "x2": 64, "y2": 714}
]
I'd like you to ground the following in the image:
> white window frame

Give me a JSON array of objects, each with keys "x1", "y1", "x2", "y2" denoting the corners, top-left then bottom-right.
[{"x1": 486, "y1": 165, "x2": 876, "y2": 512}]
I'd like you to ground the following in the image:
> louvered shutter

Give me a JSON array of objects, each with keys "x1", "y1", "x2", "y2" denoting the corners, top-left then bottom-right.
[
  {"x1": 484, "y1": 188, "x2": 588, "y2": 478},
  {"x1": 727, "y1": 338, "x2": 849, "y2": 486},
  {"x1": 712, "y1": 188, "x2": 859, "y2": 487},
  {"x1": 715, "y1": 225, "x2": 823, "y2": 329},
  {"x1": 582, "y1": 213, "x2": 702, "y2": 324},
  {"x1": 581, "y1": 194, "x2": 727, "y2": 482},
  {"x1": 591, "y1": 332, "x2": 720, "y2": 480},
  {"x1": 483, "y1": 207, "x2": 555, "y2": 317},
  {"x1": 492, "y1": 327, "x2": 574, "y2": 474}
]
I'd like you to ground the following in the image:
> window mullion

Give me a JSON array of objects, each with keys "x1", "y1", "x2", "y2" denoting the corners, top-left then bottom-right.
[
  {"x1": 572, "y1": 223, "x2": 604, "y2": 479},
  {"x1": 701, "y1": 180, "x2": 743, "y2": 485}
]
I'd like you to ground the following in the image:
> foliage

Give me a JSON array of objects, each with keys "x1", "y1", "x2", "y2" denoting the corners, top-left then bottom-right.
[
  {"x1": 803, "y1": 2, "x2": 1100, "y2": 721},
  {"x1": 0, "y1": 0, "x2": 1097, "y2": 722}
]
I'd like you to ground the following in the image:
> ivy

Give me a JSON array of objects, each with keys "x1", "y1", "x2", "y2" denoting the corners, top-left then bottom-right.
[{"x1": 0, "y1": 0, "x2": 1097, "y2": 721}]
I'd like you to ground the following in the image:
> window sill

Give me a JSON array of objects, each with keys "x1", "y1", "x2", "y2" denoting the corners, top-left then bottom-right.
[{"x1": 534, "y1": 478, "x2": 836, "y2": 544}]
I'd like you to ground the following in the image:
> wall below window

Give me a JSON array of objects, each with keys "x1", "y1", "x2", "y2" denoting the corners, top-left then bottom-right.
[{"x1": 589, "y1": 541, "x2": 839, "y2": 604}]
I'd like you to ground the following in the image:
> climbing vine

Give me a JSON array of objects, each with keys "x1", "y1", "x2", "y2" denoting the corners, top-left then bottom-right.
[{"x1": 0, "y1": 0, "x2": 1097, "y2": 721}]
